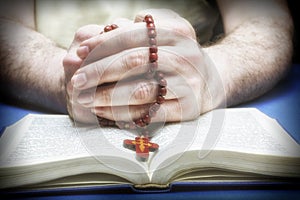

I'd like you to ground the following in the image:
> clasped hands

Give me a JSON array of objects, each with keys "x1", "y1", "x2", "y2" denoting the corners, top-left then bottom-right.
[{"x1": 63, "y1": 9, "x2": 223, "y2": 125}]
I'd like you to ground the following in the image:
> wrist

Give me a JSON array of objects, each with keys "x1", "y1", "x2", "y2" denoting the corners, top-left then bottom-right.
[{"x1": 201, "y1": 45, "x2": 228, "y2": 113}]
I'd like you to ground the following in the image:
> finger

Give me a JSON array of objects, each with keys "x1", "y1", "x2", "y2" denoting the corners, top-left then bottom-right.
[
  {"x1": 77, "y1": 75, "x2": 188, "y2": 107},
  {"x1": 79, "y1": 18, "x2": 193, "y2": 66},
  {"x1": 71, "y1": 45, "x2": 202, "y2": 90},
  {"x1": 64, "y1": 24, "x2": 104, "y2": 77},
  {"x1": 92, "y1": 98, "x2": 200, "y2": 123}
]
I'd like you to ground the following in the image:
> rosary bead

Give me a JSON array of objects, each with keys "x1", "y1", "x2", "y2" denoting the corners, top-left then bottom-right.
[
  {"x1": 104, "y1": 25, "x2": 113, "y2": 32},
  {"x1": 149, "y1": 53, "x2": 158, "y2": 62},
  {"x1": 144, "y1": 15, "x2": 154, "y2": 23},
  {"x1": 148, "y1": 29, "x2": 157, "y2": 38},
  {"x1": 111, "y1": 24, "x2": 119, "y2": 30},
  {"x1": 149, "y1": 45, "x2": 158, "y2": 53},
  {"x1": 156, "y1": 95, "x2": 165, "y2": 104},
  {"x1": 135, "y1": 118, "x2": 146, "y2": 127},
  {"x1": 149, "y1": 38, "x2": 157, "y2": 45},
  {"x1": 158, "y1": 78, "x2": 167, "y2": 87},
  {"x1": 147, "y1": 23, "x2": 155, "y2": 30},
  {"x1": 159, "y1": 86, "x2": 167, "y2": 96},
  {"x1": 142, "y1": 114, "x2": 151, "y2": 124}
]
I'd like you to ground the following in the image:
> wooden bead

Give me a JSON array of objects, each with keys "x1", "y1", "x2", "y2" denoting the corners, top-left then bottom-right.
[
  {"x1": 111, "y1": 24, "x2": 119, "y2": 30},
  {"x1": 149, "y1": 45, "x2": 158, "y2": 53},
  {"x1": 144, "y1": 15, "x2": 154, "y2": 23},
  {"x1": 104, "y1": 25, "x2": 113, "y2": 32},
  {"x1": 159, "y1": 86, "x2": 167, "y2": 96},
  {"x1": 159, "y1": 78, "x2": 167, "y2": 87},
  {"x1": 147, "y1": 23, "x2": 155, "y2": 30},
  {"x1": 156, "y1": 95, "x2": 165, "y2": 104},
  {"x1": 149, "y1": 38, "x2": 157, "y2": 45},
  {"x1": 142, "y1": 114, "x2": 151, "y2": 124},
  {"x1": 149, "y1": 53, "x2": 158, "y2": 62},
  {"x1": 148, "y1": 29, "x2": 157, "y2": 38}
]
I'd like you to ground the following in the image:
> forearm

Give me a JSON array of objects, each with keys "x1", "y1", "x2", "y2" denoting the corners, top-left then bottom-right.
[
  {"x1": 0, "y1": 19, "x2": 67, "y2": 113},
  {"x1": 203, "y1": 2, "x2": 293, "y2": 107}
]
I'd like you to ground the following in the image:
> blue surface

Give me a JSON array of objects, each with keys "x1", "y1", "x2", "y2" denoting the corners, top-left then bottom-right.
[{"x1": 0, "y1": 65, "x2": 300, "y2": 199}]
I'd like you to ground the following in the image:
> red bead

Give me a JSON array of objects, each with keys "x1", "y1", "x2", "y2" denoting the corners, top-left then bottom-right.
[
  {"x1": 149, "y1": 45, "x2": 158, "y2": 53},
  {"x1": 142, "y1": 114, "x2": 151, "y2": 124},
  {"x1": 156, "y1": 95, "x2": 165, "y2": 104},
  {"x1": 104, "y1": 25, "x2": 113, "y2": 32},
  {"x1": 149, "y1": 38, "x2": 157, "y2": 45},
  {"x1": 111, "y1": 24, "x2": 119, "y2": 30},
  {"x1": 149, "y1": 53, "x2": 158, "y2": 62},
  {"x1": 148, "y1": 29, "x2": 157, "y2": 38},
  {"x1": 144, "y1": 15, "x2": 154, "y2": 23},
  {"x1": 147, "y1": 23, "x2": 155, "y2": 30},
  {"x1": 159, "y1": 78, "x2": 167, "y2": 87},
  {"x1": 159, "y1": 86, "x2": 167, "y2": 96},
  {"x1": 135, "y1": 118, "x2": 145, "y2": 127}
]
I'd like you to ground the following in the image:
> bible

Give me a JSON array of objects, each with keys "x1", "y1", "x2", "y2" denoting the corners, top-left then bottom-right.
[{"x1": 0, "y1": 108, "x2": 299, "y2": 191}]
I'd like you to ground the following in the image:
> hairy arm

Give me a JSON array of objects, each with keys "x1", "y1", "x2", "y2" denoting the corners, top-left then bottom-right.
[
  {"x1": 204, "y1": 0, "x2": 293, "y2": 107},
  {"x1": 0, "y1": 0, "x2": 67, "y2": 112}
]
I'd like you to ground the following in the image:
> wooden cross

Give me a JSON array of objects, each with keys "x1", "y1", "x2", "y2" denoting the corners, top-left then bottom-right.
[{"x1": 123, "y1": 136, "x2": 159, "y2": 161}]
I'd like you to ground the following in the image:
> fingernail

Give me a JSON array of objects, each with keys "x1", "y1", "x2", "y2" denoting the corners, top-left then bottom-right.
[
  {"x1": 71, "y1": 73, "x2": 87, "y2": 88},
  {"x1": 77, "y1": 46, "x2": 89, "y2": 59},
  {"x1": 78, "y1": 93, "x2": 93, "y2": 104}
]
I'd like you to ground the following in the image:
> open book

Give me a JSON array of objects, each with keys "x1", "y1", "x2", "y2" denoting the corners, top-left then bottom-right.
[{"x1": 0, "y1": 108, "x2": 299, "y2": 191}]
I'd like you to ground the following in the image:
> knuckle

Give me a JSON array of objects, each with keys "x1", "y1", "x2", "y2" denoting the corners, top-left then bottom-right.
[
  {"x1": 121, "y1": 50, "x2": 147, "y2": 71},
  {"x1": 100, "y1": 88, "x2": 112, "y2": 105},
  {"x1": 132, "y1": 82, "x2": 156, "y2": 103}
]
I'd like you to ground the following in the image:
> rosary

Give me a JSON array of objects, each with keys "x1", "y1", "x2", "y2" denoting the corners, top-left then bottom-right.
[{"x1": 97, "y1": 15, "x2": 166, "y2": 161}]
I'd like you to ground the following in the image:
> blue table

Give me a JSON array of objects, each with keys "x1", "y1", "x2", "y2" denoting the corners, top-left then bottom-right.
[{"x1": 1, "y1": 65, "x2": 300, "y2": 199}]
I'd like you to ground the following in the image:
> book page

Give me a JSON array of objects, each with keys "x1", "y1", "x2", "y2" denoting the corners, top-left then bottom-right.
[
  {"x1": 0, "y1": 114, "x2": 150, "y2": 187},
  {"x1": 209, "y1": 108, "x2": 300, "y2": 156},
  {"x1": 149, "y1": 108, "x2": 300, "y2": 183},
  {"x1": 0, "y1": 114, "x2": 89, "y2": 166}
]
